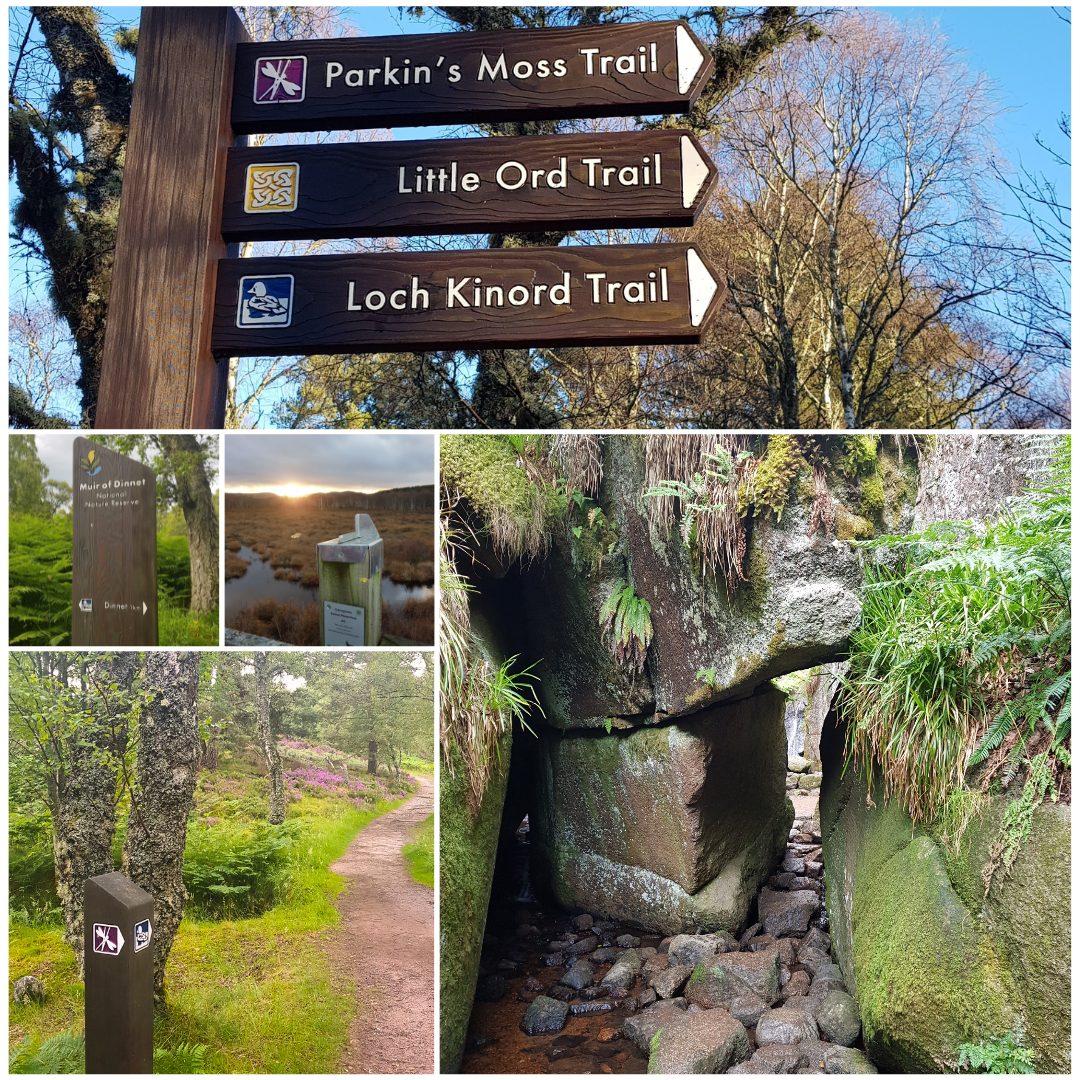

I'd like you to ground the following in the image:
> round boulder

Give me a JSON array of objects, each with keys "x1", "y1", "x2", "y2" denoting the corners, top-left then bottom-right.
[{"x1": 816, "y1": 990, "x2": 862, "y2": 1047}]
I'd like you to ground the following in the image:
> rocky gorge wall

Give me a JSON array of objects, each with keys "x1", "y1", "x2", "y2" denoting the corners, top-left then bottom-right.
[{"x1": 441, "y1": 432, "x2": 1068, "y2": 1072}]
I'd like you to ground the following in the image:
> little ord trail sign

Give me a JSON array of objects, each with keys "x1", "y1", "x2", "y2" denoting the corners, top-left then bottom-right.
[
  {"x1": 95, "y1": 8, "x2": 724, "y2": 428},
  {"x1": 71, "y1": 439, "x2": 158, "y2": 646},
  {"x1": 221, "y1": 131, "x2": 716, "y2": 241}
]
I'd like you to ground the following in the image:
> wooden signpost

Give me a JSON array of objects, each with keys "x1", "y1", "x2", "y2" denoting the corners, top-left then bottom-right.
[
  {"x1": 317, "y1": 514, "x2": 383, "y2": 646},
  {"x1": 231, "y1": 21, "x2": 714, "y2": 133},
  {"x1": 222, "y1": 130, "x2": 716, "y2": 240},
  {"x1": 95, "y1": 10, "x2": 724, "y2": 428},
  {"x1": 84, "y1": 872, "x2": 155, "y2": 1074},
  {"x1": 71, "y1": 439, "x2": 158, "y2": 646},
  {"x1": 212, "y1": 243, "x2": 720, "y2": 356}
]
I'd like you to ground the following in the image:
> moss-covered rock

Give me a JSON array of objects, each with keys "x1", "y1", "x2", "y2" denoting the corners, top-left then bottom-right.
[
  {"x1": 531, "y1": 686, "x2": 792, "y2": 934},
  {"x1": 439, "y1": 733, "x2": 512, "y2": 1073},
  {"x1": 820, "y1": 708, "x2": 1069, "y2": 1073}
]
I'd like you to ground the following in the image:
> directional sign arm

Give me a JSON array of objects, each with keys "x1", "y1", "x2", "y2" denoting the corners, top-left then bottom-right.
[
  {"x1": 231, "y1": 21, "x2": 715, "y2": 134},
  {"x1": 212, "y1": 244, "x2": 724, "y2": 356}
]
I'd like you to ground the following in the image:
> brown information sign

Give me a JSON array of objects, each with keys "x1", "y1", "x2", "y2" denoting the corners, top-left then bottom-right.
[
  {"x1": 222, "y1": 130, "x2": 716, "y2": 241},
  {"x1": 211, "y1": 243, "x2": 722, "y2": 355},
  {"x1": 71, "y1": 439, "x2": 158, "y2": 646},
  {"x1": 231, "y1": 20, "x2": 714, "y2": 134},
  {"x1": 84, "y1": 873, "x2": 155, "y2": 1074}
]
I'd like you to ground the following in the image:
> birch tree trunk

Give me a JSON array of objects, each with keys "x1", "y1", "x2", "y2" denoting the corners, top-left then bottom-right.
[
  {"x1": 255, "y1": 652, "x2": 286, "y2": 824},
  {"x1": 122, "y1": 652, "x2": 200, "y2": 1004},
  {"x1": 47, "y1": 652, "x2": 137, "y2": 978}
]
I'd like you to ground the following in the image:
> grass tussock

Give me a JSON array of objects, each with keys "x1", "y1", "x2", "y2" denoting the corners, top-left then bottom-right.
[
  {"x1": 10, "y1": 763, "x2": 413, "y2": 1073},
  {"x1": 225, "y1": 500, "x2": 434, "y2": 588},
  {"x1": 383, "y1": 597, "x2": 435, "y2": 644},
  {"x1": 842, "y1": 439, "x2": 1071, "y2": 835},
  {"x1": 231, "y1": 596, "x2": 434, "y2": 646},
  {"x1": 402, "y1": 813, "x2": 434, "y2": 888}
]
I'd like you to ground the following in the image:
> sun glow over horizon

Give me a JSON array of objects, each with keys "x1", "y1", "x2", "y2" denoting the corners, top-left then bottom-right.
[{"x1": 225, "y1": 483, "x2": 380, "y2": 497}]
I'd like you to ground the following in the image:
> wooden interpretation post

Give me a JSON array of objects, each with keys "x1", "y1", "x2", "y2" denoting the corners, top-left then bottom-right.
[
  {"x1": 84, "y1": 872, "x2": 155, "y2": 1074},
  {"x1": 317, "y1": 514, "x2": 383, "y2": 646},
  {"x1": 71, "y1": 439, "x2": 158, "y2": 646},
  {"x1": 96, "y1": 7, "x2": 248, "y2": 428}
]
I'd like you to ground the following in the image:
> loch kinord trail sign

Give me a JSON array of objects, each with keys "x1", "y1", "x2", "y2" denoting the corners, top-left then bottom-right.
[
  {"x1": 71, "y1": 439, "x2": 158, "y2": 646},
  {"x1": 213, "y1": 244, "x2": 721, "y2": 355},
  {"x1": 95, "y1": 8, "x2": 724, "y2": 428}
]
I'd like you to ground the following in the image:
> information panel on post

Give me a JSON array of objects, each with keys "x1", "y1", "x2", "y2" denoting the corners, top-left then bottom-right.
[
  {"x1": 231, "y1": 21, "x2": 715, "y2": 133},
  {"x1": 211, "y1": 243, "x2": 724, "y2": 356}
]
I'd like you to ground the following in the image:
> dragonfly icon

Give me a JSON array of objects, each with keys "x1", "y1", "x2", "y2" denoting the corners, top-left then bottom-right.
[
  {"x1": 93, "y1": 922, "x2": 124, "y2": 954},
  {"x1": 255, "y1": 57, "x2": 306, "y2": 103}
]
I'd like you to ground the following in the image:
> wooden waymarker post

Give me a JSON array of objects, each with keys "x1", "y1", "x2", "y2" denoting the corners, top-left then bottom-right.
[
  {"x1": 95, "y1": 7, "x2": 248, "y2": 428},
  {"x1": 211, "y1": 243, "x2": 722, "y2": 356},
  {"x1": 84, "y1": 872, "x2": 155, "y2": 1074},
  {"x1": 71, "y1": 439, "x2": 158, "y2": 646},
  {"x1": 317, "y1": 514, "x2": 384, "y2": 646},
  {"x1": 231, "y1": 20, "x2": 714, "y2": 133},
  {"x1": 222, "y1": 130, "x2": 717, "y2": 241}
]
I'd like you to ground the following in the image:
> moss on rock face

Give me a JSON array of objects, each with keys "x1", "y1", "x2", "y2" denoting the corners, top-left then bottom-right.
[
  {"x1": 853, "y1": 836, "x2": 1015, "y2": 1071},
  {"x1": 821, "y1": 708, "x2": 1069, "y2": 1074},
  {"x1": 439, "y1": 733, "x2": 512, "y2": 1072},
  {"x1": 834, "y1": 506, "x2": 875, "y2": 541},
  {"x1": 440, "y1": 434, "x2": 557, "y2": 558}
]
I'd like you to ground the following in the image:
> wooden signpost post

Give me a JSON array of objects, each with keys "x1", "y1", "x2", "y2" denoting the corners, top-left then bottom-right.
[
  {"x1": 221, "y1": 130, "x2": 716, "y2": 241},
  {"x1": 71, "y1": 439, "x2": 158, "y2": 646},
  {"x1": 231, "y1": 21, "x2": 714, "y2": 133},
  {"x1": 212, "y1": 243, "x2": 720, "y2": 355},
  {"x1": 84, "y1": 872, "x2": 155, "y2": 1074},
  {"x1": 317, "y1": 514, "x2": 383, "y2": 646},
  {"x1": 95, "y1": 10, "x2": 724, "y2": 428}
]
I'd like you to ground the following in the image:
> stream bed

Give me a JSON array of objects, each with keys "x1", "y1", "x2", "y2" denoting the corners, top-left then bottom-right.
[{"x1": 463, "y1": 800, "x2": 873, "y2": 1075}]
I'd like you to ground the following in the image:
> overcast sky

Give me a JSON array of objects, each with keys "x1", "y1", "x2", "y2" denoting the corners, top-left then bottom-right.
[
  {"x1": 224, "y1": 433, "x2": 434, "y2": 493},
  {"x1": 28, "y1": 433, "x2": 220, "y2": 491}
]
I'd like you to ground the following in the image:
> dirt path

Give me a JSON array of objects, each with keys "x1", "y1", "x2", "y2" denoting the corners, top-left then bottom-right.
[{"x1": 328, "y1": 775, "x2": 434, "y2": 1074}]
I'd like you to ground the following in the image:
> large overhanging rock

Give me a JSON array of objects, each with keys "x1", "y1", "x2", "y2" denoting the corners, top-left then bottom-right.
[
  {"x1": 531, "y1": 685, "x2": 792, "y2": 934},
  {"x1": 519, "y1": 437, "x2": 869, "y2": 730}
]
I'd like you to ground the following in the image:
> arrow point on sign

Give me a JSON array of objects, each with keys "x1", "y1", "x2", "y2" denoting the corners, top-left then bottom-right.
[
  {"x1": 686, "y1": 248, "x2": 719, "y2": 328},
  {"x1": 681, "y1": 135, "x2": 713, "y2": 210},
  {"x1": 142, "y1": 601, "x2": 148, "y2": 615},
  {"x1": 116, "y1": 928, "x2": 126, "y2": 953},
  {"x1": 676, "y1": 24, "x2": 708, "y2": 95}
]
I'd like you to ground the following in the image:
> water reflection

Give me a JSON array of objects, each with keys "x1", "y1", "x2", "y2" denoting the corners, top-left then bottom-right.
[{"x1": 225, "y1": 545, "x2": 433, "y2": 622}]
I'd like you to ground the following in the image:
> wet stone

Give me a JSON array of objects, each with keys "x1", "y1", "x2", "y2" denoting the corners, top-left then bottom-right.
[
  {"x1": 823, "y1": 1045, "x2": 877, "y2": 1073},
  {"x1": 622, "y1": 999, "x2": 688, "y2": 1052},
  {"x1": 639, "y1": 988, "x2": 657, "y2": 1007},
  {"x1": 601, "y1": 952, "x2": 643, "y2": 991},
  {"x1": 548, "y1": 983, "x2": 576, "y2": 1002},
  {"x1": 560, "y1": 958, "x2": 595, "y2": 991},
  {"x1": 573, "y1": 913, "x2": 594, "y2": 931},
  {"x1": 748, "y1": 934, "x2": 778, "y2": 952},
  {"x1": 652, "y1": 963, "x2": 693, "y2": 999},
  {"x1": 810, "y1": 964, "x2": 846, "y2": 994},
  {"x1": 567, "y1": 935, "x2": 600, "y2": 956},
  {"x1": 775, "y1": 939, "x2": 797, "y2": 967},
  {"x1": 756, "y1": 1006, "x2": 820, "y2": 1046},
  {"x1": 569, "y1": 1001, "x2": 613, "y2": 1016},
  {"x1": 758, "y1": 888, "x2": 819, "y2": 938},
  {"x1": 521, "y1": 995, "x2": 569, "y2": 1036},
  {"x1": 729, "y1": 993, "x2": 769, "y2": 1027},
  {"x1": 815, "y1": 990, "x2": 861, "y2": 1047},
  {"x1": 544, "y1": 938, "x2": 568, "y2": 954},
  {"x1": 591, "y1": 946, "x2": 620, "y2": 964},
  {"x1": 783, "y1": 970, "x2": 812, "y2": 1000},
  {"x1": 616, "y1": 934, "x2": 641, "y2": 949},
  {"x1": 543, "y1": 952, "x2": 566, "y2": 967},
  {"x1": 580, "y1": 985, "x2": 609, "y2": 1001},
  {"x1": 597, "y1": 1027, "x2": 621, "y2": 1043},
  {"x1": 739, "y1": 922, "x2": 762, "y2": 946},
  {"x1": 524, "y1": 976, "x2": 543, "y2": 992},
  {"x1": 647, "y1": 1007, "x2": 752, "y2": 1074}
]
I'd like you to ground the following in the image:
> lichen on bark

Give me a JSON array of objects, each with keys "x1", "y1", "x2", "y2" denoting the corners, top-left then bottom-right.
[
  {"x1": 122, "y1": 651, "x2": 200, "y2": 1004},
  {"x1": 254, "y1": 652, "x2": 286, "y2": 825}
]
